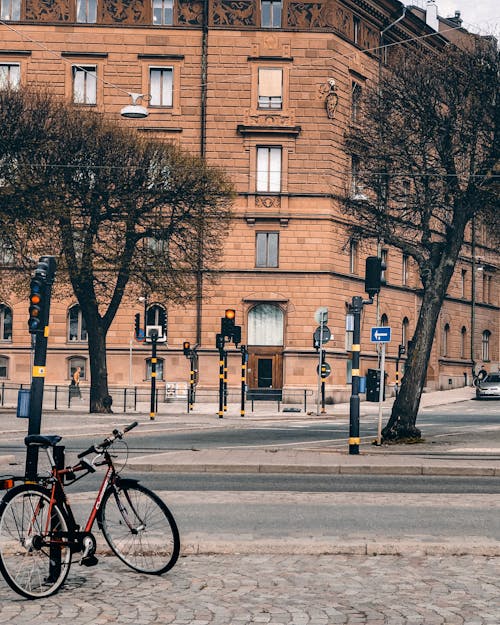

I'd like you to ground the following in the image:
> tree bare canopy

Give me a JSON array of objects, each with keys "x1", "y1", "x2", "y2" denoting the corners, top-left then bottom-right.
[
  {"x1": 0, "y1": 86, "x2": 233, "y2": 412},
  {"x1": 343, "y1": 38, "x2": 499, "y2": 441}
]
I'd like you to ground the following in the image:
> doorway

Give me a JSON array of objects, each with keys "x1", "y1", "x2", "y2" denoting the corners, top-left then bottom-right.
[{"x1": 247, "y1": 348, "x2": 283, "y2": 399}]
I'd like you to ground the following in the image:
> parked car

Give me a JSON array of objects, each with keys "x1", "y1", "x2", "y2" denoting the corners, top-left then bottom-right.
[{"x1": 476, "y1": 373, "x2": 500, "y2": 399}]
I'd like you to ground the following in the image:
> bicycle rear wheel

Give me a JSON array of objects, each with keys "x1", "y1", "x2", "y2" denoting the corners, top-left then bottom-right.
[
  {"x1": 100, "y1": 480, "x2": 179, "y2": 575},
  {"x1": 0, "y1": 484, "x2": 71, "y2": 599}
]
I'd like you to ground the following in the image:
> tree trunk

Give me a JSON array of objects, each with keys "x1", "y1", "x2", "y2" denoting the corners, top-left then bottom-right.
[
  {"x1": 381, "y1": 281, "x2": 446, "y2": 441},
  {"x1": 86, "y1": 322, "x2": 112, "y2": 413}
]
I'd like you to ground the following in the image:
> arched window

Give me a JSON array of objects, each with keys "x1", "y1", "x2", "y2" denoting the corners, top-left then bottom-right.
[
  {"x1": 482, "y1": 330, "x2": 491, "y2": 362},
  {"x1": 146, "y1": 357, "x2": 164, "y2": 381},
  {"x1": 381, "y1": 314, "x2": 389, "y2": 326},
  {"x1": 68, "y1": 357, "x2": 86, "y2": 381},
  {"x1": 461, "y1": 326, "x2": 467, "y2": 359},
  {"x1": 0, "y1": 356, "x2": 8, "y2": 378},
  {"x1": 248, "y1": 303, "x2": 284, "y2": 346},
  {"x1": 146, "y1": 303, "x2": 167, "y2": 329},
  {"x1": 0, "y1": 304, "x2": 12, "y2": 341},
  {"x1": 68, "y1": 305, "x2": 87, "y2": 342},
  {"x1": 402, "y1": 317, "x2": 409, "y2": 349},
  {"x1": 443, "y1": 323, "x2": 450, "y2": 357}
]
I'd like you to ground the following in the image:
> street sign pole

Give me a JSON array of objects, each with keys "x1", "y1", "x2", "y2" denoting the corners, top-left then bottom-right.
[
  {"x1": 316, "y1": 326, "x2": 324, "y2": 416},
  {"x1": 349, "y1": 296, "x2": 363, "y2": 455},
  {"x1": 376, "y1": 342, "x2": 386, "y2": 445}
]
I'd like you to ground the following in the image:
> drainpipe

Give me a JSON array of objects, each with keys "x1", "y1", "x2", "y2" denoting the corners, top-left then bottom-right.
[
  {"x1": 471, "y1": 216, "x2": 476, "y2": 380},
  {"x1": 196, "y1": 0, "x2": 209, "y2": 345}
]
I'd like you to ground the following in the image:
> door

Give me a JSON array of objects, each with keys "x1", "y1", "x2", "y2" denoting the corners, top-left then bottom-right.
[{"x1": 247, "y1": 348, "x2": 283, "y2": 400}]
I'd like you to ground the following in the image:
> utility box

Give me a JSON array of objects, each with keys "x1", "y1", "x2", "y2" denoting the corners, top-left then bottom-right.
[
  {"x1": 366, "y1": 368, "x2": 385, "y2": 402},
  {"x1": 16, "y1": 389, "x2": 30, "y2": 418}
]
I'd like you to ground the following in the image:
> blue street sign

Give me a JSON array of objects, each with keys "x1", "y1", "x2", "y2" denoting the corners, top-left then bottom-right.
[{"x1": 371, "y1": 326, "x2": 392, "y2": 343}]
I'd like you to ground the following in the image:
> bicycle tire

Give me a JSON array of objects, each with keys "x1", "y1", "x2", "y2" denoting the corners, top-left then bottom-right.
[
  {"x1": 99, "y1": 480, "x2": 180, "y2": 575},
  {"x1": 0, "y1": 484, "x2": 71, "y2": 599}
]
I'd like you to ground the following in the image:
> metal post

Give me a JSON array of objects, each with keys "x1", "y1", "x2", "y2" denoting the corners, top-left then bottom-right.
[
  {"x1": 316, "y1": 327, "x2": 324, "y2": 415},
  {"x1": 376, "y1": 342, "x2": 386, "y2": 445},
  {"x1": 321, "y1": 379, "x2": 326, "y2": 414},
  {"x1": 150, "y1": 334, "x2": 158, "y2": 420},
  {"x1": 218, "y1": 348, "x2": 224, "y2": 418},
  {"x1": 223, "y1": 350, "x2": 228, "y2": 412},
  {"x1": 349, "y1": 296, "x2": 363, "y2": 455},
  {"x1": 240, "y1": 345, "x2": 247, "y2": 417},
  {"x1": 189, "y1": 354, "x2": 195, "y2": 412},
  {"x1": 124, "y1": 387, "x2": 127, "y2": 414}
]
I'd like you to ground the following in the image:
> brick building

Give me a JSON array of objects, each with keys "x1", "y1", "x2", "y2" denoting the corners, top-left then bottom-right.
[{"x1": 0, "y1": 0, "x2": 498, "y2": 405}]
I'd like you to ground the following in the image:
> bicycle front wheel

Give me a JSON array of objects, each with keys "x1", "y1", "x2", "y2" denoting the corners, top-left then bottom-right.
[
  {"x1": 100, "y1": 480, "x2": 180, "y2": 575},
  {"x1": 0, "y1": 484, "x2": 71, "y2": 599}
]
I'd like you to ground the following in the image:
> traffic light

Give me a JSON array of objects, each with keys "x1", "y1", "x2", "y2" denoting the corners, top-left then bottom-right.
[
  {"x1": 28, "y1": 272, "x2": 47, "y2": 334},
  {"x1": 134, "y1": 313, "x2": 141, "y2": 339},
  {"x1": 232, "y1": 325, "x2": 241, "y2": 346},
  {"x1": 216, "y1": 333, "x2": 225, "y2": 350},
  {"x1": 183, "y1": 341, "x2": 191, "y2": 357},
  {"x1": 221, "y1": 309, "x2": 236, "y2": 338},
  {"x1": 365, "y1": 256, "x2": 385, "y2": 297}
]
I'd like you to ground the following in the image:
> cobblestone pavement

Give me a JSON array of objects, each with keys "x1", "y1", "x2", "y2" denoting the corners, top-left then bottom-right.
[{"x1": 1, "y1": 554, "x2": 499, "y2": 624}]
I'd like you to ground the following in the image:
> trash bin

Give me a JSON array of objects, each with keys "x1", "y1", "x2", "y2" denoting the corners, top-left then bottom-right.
[{"x1": 16, "y1": 389, "x2": 30, "y2": 418}]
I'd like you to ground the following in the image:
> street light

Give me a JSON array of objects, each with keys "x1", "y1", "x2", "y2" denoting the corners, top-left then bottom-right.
[{"x1": 120, "y1": 93, "x2": 149, "y2": 119}]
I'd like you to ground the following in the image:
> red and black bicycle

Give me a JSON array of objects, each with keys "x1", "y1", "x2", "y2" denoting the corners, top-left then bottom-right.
[{"x1": 0, "y1": 421, "x2": 180, "y2": 599}]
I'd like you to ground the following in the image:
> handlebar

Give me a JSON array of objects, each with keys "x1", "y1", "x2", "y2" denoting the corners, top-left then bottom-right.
[{"x1": 77, "y1": 421, "x2": 138, "y2": 459}]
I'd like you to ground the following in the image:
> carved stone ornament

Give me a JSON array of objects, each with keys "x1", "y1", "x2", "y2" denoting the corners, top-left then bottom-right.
[
  {"x1": 244, "y1": 112, "x2": 296, "y2": 127},
  {"x1": 25, "y1": 0, "x2": 71, "y2": 21},
  {"x1": 101, "y1": 0, "x2": 148, "y2": 24},
  {"x1": 177, "y1": 0, "x2": 203, "y2": 25},
  {"x1": 255, "y1": 196, "x2": 281, "y2": 209},
  {"x1": 211, "y1": 0, "x2": 256, "y2": 26}
]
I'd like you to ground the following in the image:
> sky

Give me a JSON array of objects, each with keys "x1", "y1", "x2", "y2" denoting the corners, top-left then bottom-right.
[{"x1": 403, "y1": 1, "x2": 499, "y2": 35}]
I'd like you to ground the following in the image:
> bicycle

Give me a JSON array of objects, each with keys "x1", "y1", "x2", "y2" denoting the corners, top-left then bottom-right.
[{"x1": 0, "y1": 421, "x2": 180, "y2": 599}]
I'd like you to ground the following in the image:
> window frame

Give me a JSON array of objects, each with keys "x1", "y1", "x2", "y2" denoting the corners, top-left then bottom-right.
[
  {"x1": 402, "y1": 253, "x2": 408, "y2": 286},
  {"x1": 0, "y1": 355, "x2": 8, "y2": 379},
  {"x1": 0, "y1": 62, "x2": 20, "y2": 89},
  {"x1": 443, "y1": 323, "x2": 450, "y2": 357},
  {"x1": 461, "y1": 326, "x2": 467, "y2": 359},
  {"x1": 0, "y1": 304, "x2": 12, "y2": 342},
  {"x1": 69, "y1": 357, "x2": 87, "y2": 381},
  {"x1": 256, "y1": 146, "x2": 282, "y2": 193},
  {"x1": 0, "y1": 0, "x2": 20, "y2": 20},
  {"x1": 258, "y1": 67, "x2": 283, "y2": 110},
  {"x1": 76, "y1": 0, "x2": 97, "y2": 23},
  {"x1": 72, "y1": 64, "x2": 97, "y2": 105},
  {"x1": 255, "y1": 231, "x2": 279, "y2": 268},
  {"x1": 149, "y1": 66, "x2": 174, "y2": 108},
  {"x1": 351, "y1": 81, "x2": 362, "y2": 123},
  {"x1": 349, "y1": 239, "x2": 358, "y2": 274},
  {"x1": 67, "y1": 304, "x2": 88, "y2": 343},
  {"x1": 261, "y1": 0, "x2": 282, "y2": 28},
  {"x1": 482, "y1": 330, "x2": 491, "y2": 362},
  {"x1": 146, "y1": 357, "x2": 164, "y2": 381},
  {"x1": 152, "y1": 0, "x2": 173, "y2": 25}
]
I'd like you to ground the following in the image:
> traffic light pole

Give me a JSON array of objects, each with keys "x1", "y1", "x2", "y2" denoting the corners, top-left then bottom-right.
[
  {"x1": 349, "y1": 296, "x2": 363, "y2": 455},
  {"x1": 150, "y1": 333, "x2": 158, "y2": 420},
  {"x1": 218, "y1": 345, "x2": 225, "y2": 418},
  {"x1": 189, "y1": 353, "x2": 195, "y2": 412},
  {"x1": 25, "y1": 256, "x2": 57, "y2": 481},
  {"x1": 376, "y1": 341, "x2": 386, "y2": 446},
  {"x1": 240, "y1": 345, "x2": 248, "y2": 417}
]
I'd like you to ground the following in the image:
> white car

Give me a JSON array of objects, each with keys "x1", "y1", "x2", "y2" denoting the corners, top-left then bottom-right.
[{"x1": 476, "y1": 373, "x2": 500, "y2": 399}]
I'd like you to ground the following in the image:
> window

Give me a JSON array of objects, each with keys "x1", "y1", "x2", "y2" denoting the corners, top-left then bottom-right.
[
  {"x1": 0, "y1": 305, "x2": 12, "y2": 341},
  {"x1": 76, "y1": 0, "x2": 97, "y2": 23},
  {"x1": 258, "y1": 68, "x2": 282, "y2": 109},
  {"x1": 349, "y1": 239, "x2": 358, "y2": 274},
  {"x1": 256, "y1": 146, "x2": 281, "y2": 192},
  {"x1": 482, "y1": 330, "x2": 491, "y2": 361},
  {"x1": 482, "y1": 274, "x2": 492, "y2": 304},
  {"x1": 146, "y1": 357, "x2": 164, "y2": 380},
  {"x1": 150, "y1": 67, "x2": 173, "y2": 107},
  {"x1": 261, "y1": 0, "x2": 281, "y2": 28},
  {"x1": 381, "y1": 314, "x2": 388, "y2": 326},
  {"x1": 461, "y1": 326, "x2": 467, "y2": 359},
  {"x1": 69, "y1": 357, "x2": 86, "y2": 380},
  {"x1": 353, "y1": 16, "x2": 360, "y2": 44},
  {"x1": 461, "y1": 269, "x2": 467, "y2": 298},
  {"x1": 443, "y1": 323, "x2": 450, "y2": 357},
  {"x1": 402, "y1": 317, "x2": 409, "y2": 350},
  {"x1": 0, "y1": 63, "x2": 20, "y2": 89},
  {"x1": 0, "y1": 0, "x2": 20, "y2": 20},
  {"x1": 256, "y1": 232, "x2": 279, "y2": 268},
  {"x1": 0, "y1": 356, "x2": 8, "y2": 378},
  {"x1": 351, "y1": 82, "x2": 362, "y2": 123},
  {"x1": 402, "y1": 254, "x2": 408, "y2": 286},
  {"x1": 248, "y1": 303, "x2": 284, "y2": 345},
  {"x1": 72, "y1": 65, "x2": 97, "y2": 105},
  {"x1": 152, "y1": 0, "x2": 173, "y2": 25},
  {"x1": 68, "y1": 305, "x2": 87, "y2": 342},
  {"x1": 350, "y1": 156, "x2": 365, "y2": 199},
  {"x1": 0, "y1": 240, "x2": 14, "y2": 266}
]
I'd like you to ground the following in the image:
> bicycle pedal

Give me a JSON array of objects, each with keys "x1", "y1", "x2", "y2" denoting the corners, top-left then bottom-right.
[{"x1": 80, "y1": 554, "x2": 99, "y2": 567}]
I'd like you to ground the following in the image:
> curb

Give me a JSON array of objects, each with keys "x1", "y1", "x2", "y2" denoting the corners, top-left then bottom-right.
[{"x1": 125, "y1": 461, "x2": 500, "y2": 477}]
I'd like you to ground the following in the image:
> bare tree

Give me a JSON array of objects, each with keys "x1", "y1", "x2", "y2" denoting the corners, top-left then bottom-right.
[
  {"x1": 0, "y1": 87, "x2": 233, "y2": 412},
  {"x1": 342, "y1": 38, "x2": 499, "y2": 441}
]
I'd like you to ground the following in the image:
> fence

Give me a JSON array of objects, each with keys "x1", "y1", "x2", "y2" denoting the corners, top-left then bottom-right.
[{"x1": 0, "y1": 382, "x2": 314, "y2": 415}]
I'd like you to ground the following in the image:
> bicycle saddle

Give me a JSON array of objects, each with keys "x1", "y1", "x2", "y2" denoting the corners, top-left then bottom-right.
[{"x1": 24, "y1": 434, "x2": 62, "y2": 448}]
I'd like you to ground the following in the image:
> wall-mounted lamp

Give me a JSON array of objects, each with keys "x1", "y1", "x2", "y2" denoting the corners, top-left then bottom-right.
[
  {"x1": 120, "y1": 93, "x2": 149, "y2": 119},
  {"x1": 325, "y1": 78, "x2": 339, "y2": 120}
]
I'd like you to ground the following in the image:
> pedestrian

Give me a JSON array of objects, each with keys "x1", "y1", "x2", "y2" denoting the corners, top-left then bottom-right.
[{"x1": 71, "y1": 366, "x2": 82, "y2": 399}]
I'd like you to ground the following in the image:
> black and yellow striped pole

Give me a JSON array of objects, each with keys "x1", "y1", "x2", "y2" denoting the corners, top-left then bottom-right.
[
  {"x1": 216, "y1": 333, "x2": 224, "y2": 418},
  {"x1": 149, "y1": 330, "x2": 159, "y2": 420},
  {"x1": 223, "y1": 350, "x2": 228, "y2": 412},
  {"x1": 25, "y1": 256, "x2": 57, "y2": 481},
  {"x1": 189, "y1": 356, "x2": 195, "y2": 411},
  {"x1": 240, "y1": 345, "x2": 248, "y2": 417},
  {"x1": 349, "y1": 296, "x2": 363, "y2": 455}
]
